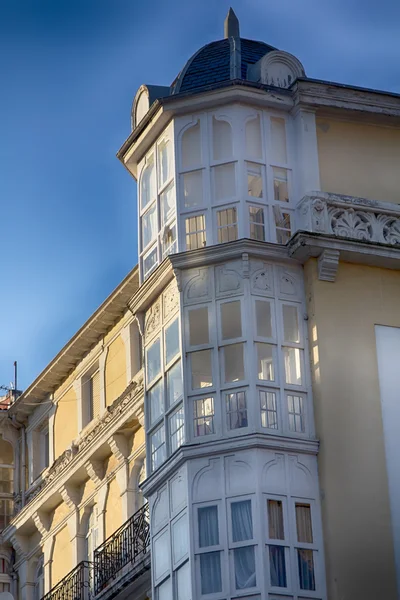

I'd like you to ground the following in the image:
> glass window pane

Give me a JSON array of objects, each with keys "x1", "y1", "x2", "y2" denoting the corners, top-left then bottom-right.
[
  {"x1": 200, "y1": 552, "x2": 222, "y2": 594},
  {"x1": 143, "y1": 246, "x2": 158, "y2": 278},
  {"x1": 191, "y1": 350, "x2": 212, "y2": 389},
  {"x1": 268, "y1": 500, "x2": 284, "y2": 539},
  {"x1": 288, "y1": 394, "x2": 305, "y2": 433},
  {"x1": 167, "y1": 360, "x2": 183, "y2": 407},
  {"x1": 158, "y1": 138, "x2": 173, "y2": 186},
  {"x1": 141, "y1": 203, "x2": 157, "y2": 248},
  {"x1": 273, "y1": 167, "x2": 289, "y2": 202},
  {"x1": 213, "y1": 117, "x2": 232, "y2": 160},
  {"x1": 269, "y1": 545, "x2": 287, "y2": 587},
  {"x1": 189, "y1": 307, "x2": 209, "y2": 346},
  {"x1": 221, "y1": 301, "x2": 241, "y2": 340},
  {"x1": 297, "y1": 549, "x2": 315, "y2": 591},
  {"x1": 255, "y1": 300, "x2": 272, "y2": 338},
  {"x1": 247, "y1": 162, "x2": 263, "y2": 197},
  {"x1": 194, "y1": 397, "x2": 214, "y2": 437},
  {"x1": 271, "y1": 117, "x2": 287, "y2": 164},
  {"x1": 177, "y1": 561, "x2": 191, "y2": 600},
  {"x1": 0, "y1": 440, "x2": 13, "y2": 465},
  {"x1": 182, "y1": 121, "x2": 201, "y2": 169},
  {"x1": 213, "y1": 163, "x2": 236, "y2": 201},
  {"x1": 223, "y1": 343, "x2": 245, "y2": 383},
  {"x1": 154, "y1": 529, "x2": 170, "y2": 580},
  {"x1": 260, "y1": 390, "x2": 278, "y2": 429},
  {"x1": 165, "y1": 318, "x2": 180, "y2": 364},
  {"x1": 296, "y1": 504, "x2": 313, "y2": 543},
  {"x1": 149, "y1": 380, "x2": 163, "y2": 425},
  {"x1": 284, "y1": 348, "x2": 302, "y2": 385},
  {"x1": 182, "y1": 170, "x2": 203, "y2": 208},
  {"x1": 273, "y1": 206, "x2": 292, "y2": 244},
  {"x1": 141, "y1": 157, "x2": 155, "y2": 209},
  {"x1": 256, "y1": 343, "x2": 275, "y2": 381},
  {"x1": 283, "y1": 305, "x2": 300, "y2": 343},
  {"x1": 146, "y1": 339, "x2": 161, "y2": 384},
  {"x1": 217, "y1": 207, "x2": 238, "y2": 243},
  {"x1": 226, "y1": 391, "x2": 248, "y2": 430},
  {"x1": 249, "y1": 206, "x2": 265, "y2": 241},
  {"x1": 198, "y1": 506, "x2": 219, "y2": 547},
  {"x1": 170, "y1": 406, "x2": 185, "y2": 453},
  {"x1": 151, "y1": 425, "x2": 165, "y2": 471},
  {"x1": 185, "y1": 215, "x2": 206, "y2": 250},
  {"x1": 0, "y1": 468, "x2": 13, "y2": 494},
  {"x1": 161, "y1": 182, "x2": 175, "y2": 225},
  {"x1": 162, "y1": 221, "x2": 177, "y2": 258},
  {"x1": 234, "y1": 546, "x2": 256, "y2": 589},
  {"x1": 231, "y1": 500, "x2": 253, "y2": 541},
  {"x1": 157, "y1": 576, "x2": 172, "y2": 600},
  {"x1": 245, "y1": 115, "x2": 262, "y2": 158}
]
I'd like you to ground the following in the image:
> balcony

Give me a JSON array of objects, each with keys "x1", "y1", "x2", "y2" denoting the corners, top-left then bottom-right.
[{"x1": 41, "y1": 504, "x2": 150, "y2": 600}]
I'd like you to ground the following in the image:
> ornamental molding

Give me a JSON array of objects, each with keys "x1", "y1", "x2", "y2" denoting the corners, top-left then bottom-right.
[
  {"x1": 296, "y1": 192, "x2": 400, "y2": 264},
  {"x1": 7, "y1": 375, "x2": 144, "y2": 532}
]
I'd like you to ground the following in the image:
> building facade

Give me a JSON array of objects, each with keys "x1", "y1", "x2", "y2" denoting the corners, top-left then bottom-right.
[{"x1": 1, "y1": 8, "x2": 400, "y2": 600}]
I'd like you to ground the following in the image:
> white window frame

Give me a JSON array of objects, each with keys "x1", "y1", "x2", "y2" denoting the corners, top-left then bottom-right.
[{"x1": 227, "y1": 495, "x2": 258, "y2": 593}]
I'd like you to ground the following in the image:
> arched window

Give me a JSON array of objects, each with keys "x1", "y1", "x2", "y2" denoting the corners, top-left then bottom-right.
[
  {"x1": 181, "y1": 122, "x2": 201, "y2": 170},
  {"x1": 85, "y1": 506, "x2": 98, "y2": 563},
  {"x1": 158, "y1": 138, "x2": 173, "y2": 188},
  {"x1": 34, "y1": 556, "x2": 44, "y2": 600},
  {"x1": 212, "y1": 116, "x2": 233, "y2": 161},
  {"x1": 0, "y1": 555, "x2": 11, "y2": 593},
  {"x1": 180, "y1": 121, "x2": 203, "y2": 211},
  {"x1": 0, "y1": 438, "x2": 14, "y2": 531}
]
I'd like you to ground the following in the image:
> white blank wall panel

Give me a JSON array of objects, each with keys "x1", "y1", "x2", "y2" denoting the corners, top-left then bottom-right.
[{"x1": 375, "y1": 324, "x2": 400, "y2": 597}]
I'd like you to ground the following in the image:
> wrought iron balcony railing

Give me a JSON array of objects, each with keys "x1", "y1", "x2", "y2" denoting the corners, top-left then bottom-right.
[
  {"x1": 94, "y1": 502, "x2": 150, "y2": 595},
  {"x1": 42, "y1": 561, "x2": 93, "y2": 600}
]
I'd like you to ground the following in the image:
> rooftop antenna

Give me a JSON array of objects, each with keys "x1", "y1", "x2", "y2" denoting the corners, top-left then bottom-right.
[{"x1": 224, "y1": 7, "x2": 240, "y2": 39}]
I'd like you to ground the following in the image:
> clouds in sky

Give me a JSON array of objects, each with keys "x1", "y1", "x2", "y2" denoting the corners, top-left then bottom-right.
[{"x1": 0, "y1": 0, "x2": 399, "y2": 389}]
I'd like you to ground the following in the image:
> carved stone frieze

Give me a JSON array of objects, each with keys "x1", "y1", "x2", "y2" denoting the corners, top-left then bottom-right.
[
  {"x1": 162, "y1": 279, "x2": 179, "y2": 319},
  {"x1": 144, "y1": 299, "x2": 161, "y2": 339}
]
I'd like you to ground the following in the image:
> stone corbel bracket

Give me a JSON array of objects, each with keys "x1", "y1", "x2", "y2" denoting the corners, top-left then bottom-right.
[
  {"x1": 85, "y1": 458, "x2": 105, "y2": 486},
  {"x1": 108, "y1": 433, "x2": 129, "y2": 463},
  {"x1": 60, "y1": 483, "x2": 82, "y2": 509},
  {"x1": 33, "y1": 510, "x2": 51, "y2": 536},
  {"x1": 318, "y1": 249, "x2": 340, "y2": 282}
]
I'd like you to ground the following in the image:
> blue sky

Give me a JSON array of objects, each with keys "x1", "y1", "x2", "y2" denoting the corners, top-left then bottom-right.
[{"x1": 0, "y1": 0, "x2": 399, "y2": 391}]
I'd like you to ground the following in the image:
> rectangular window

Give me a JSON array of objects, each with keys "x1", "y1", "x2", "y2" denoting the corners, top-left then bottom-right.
[
  {"x1": 217, "y1": 207, "x2": 238, "y2": 243},
  {"x1": 223, "y1": 343, "x2": 245, "y2": 383},
  {"x1": 158, "y1": 138, "x2": 172, "y2": 186},
  {"x1": 188, "y1": 307, "x2": 209, "y2": 346},
  {"x1": 160, "y1": 182, "x2": 175, "y2": 224},
  {"x1": 273, "y1": 206, "x2": 292, "y2": 244},
  {"x1": 89, "y1": 370, "x2": 100, "y2": 421},
  {"x1": 157, "y1": 577, "x2": 172, "y2": 600},
  {"x1": 141, "y1": 203, "x2": 157, "y2": 248},
  {"x1": 260, "y1": 390, "x2": 278, "y2": 429},
  {"x1": 185, "y1": 215, "x2": 206, "y2": 250},
  {"x1": 256, "y1": 343, "x2": 275, "y2": 381},
  {"x1": 176, "y1": 561, "x2": 191, "y2": 600},
  {"x1": 221, "y1": 300, "x2": 242, "y2": 340},
  {"x1": 182, "y1": 170, "x2": 203, "y2": 208},
  {"x1": 284, "y1": 348, "x2": 302, "y2": 385},
  {"x1": 234, "y1": 547, "x2": 256, "y2": 589},
  {"x1": 247, "y1": 162, "x2": 263, "y2": 198},
  {"x1": 191, "y1": 350, "x2": 213, "y2": 389},
  {"x1": 169, "y1": 405, "x2": 184, "y2": 453},
  {"x1": 232, "y1": 500, "x2": 253, "y2": 541},
  {"x1": 296, "y1": 503, "x2": 313, "y2": 543},
  {"x1": 194, "y1": 397, "x2": 215, "y2": 437},
  {"x1": 162, "y1": 221, "x2": 177, "y2": 258},
  {"x1": 149, "y1": 380, "x2": 163, "y2": 425},
  {"x1": 297, "y1": 549, "x2": 316, "y2": 590},
  {"x1": 273, "y1": 167, "x2": 289, "y2": 202},
  {"x1": 143, "y1": 246, "x2": 158, "y2": 278},
  {"x1": 151, "y1": 425, "x2": 166, "y2": 471},
  {"x1": 249, "y1": 206, "x2": 265, "y2": 241},
  {"x1": 167, "y1": 360, "x2": 183, "y2": 407},
  {"x1": 213, "y1": 162, "x2": 236, "y2": 201},
  {"x1": 146, "y1": 339, "x2": 161, "y2": 384},
  {"x1": 270, "y1": 117, "x2": 287, "y2": 164},
  {"x1": 255, "y1": 300, "x2": 273, "y2": 338},
  {"x1": 0, "y1": 468, "x2": 13, "y2": 494},
  {"x1": 198, "y1": 506, "x2": 222, "y2": 593},
  {"x1": 268, "y1": 500, "x2": 284, "y2": 539},
  {"x1": 269, "y1": 546, "x2": 287, "y2": 587},
  {"x1": 226, "y1": 391, "x2": 248, "y2": 430},
  {"x1": 165, "y1": 318, "x2": 180, "y2": 365},
  {"x1": 282, "y1": 304, "x2": 300, "y2": 343},
  {"x1": 288, "y1": 394, "x2": 305, "y2": 432}
]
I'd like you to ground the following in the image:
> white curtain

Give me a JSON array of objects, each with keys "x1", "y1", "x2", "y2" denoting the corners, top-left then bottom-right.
[
  {"x1": 198, "y1": 506, "x2": 221, "y2": 594},
  {"x1": 231, "y1": 501, "x2": 256, "y2": 589},
  {"x1": 298, "y1": 549, "x2": 315, "y2": 590},
  {"x1": 295, "y1": 504, "x2": 313, "y2": 543},
  {"x1": 269, "y1": 545, "x2": 286, "y2": 587}
]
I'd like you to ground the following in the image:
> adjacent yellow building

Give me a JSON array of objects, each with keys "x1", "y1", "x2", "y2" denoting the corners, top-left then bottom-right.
[{"x1": 1, "y1": 9, "x2": 400, "y2": 600}]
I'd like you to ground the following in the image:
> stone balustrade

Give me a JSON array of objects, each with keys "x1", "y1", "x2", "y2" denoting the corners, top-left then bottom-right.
[{"x1": 296, "y1": 192, "x2": 400, "y2": 246}]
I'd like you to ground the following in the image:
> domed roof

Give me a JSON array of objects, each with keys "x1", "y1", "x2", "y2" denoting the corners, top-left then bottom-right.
[{"x1": 171, "y1": 37, "x2": 277, "y2": 95}]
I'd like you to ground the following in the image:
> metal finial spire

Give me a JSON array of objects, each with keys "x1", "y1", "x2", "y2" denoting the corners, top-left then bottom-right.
[{"x1": 224, "y1": 7, "x2": 240, "y2": 38}]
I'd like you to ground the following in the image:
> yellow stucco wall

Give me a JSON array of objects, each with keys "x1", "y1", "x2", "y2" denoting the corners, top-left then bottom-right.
[
  {"x1": 54, "y1": 387, "x2": 78, "y2": 459},
  {"x1": 52, "y1": 501, "x2": 70, "y2": 528},
  {"x1": 304, "y1": 259, "x2": 398, "y2": 600},
  {"x1": 316, "y1": 118, "x2": 400, "y2": 203},
  {"x1": 105, "y1": 477, "x2": 122, "y2": 539},
  {"x1": 105, "y1": 335, "x2": 127, "y2": 406},
  {"x1": 52, "y1": 526, "x2": 72, "y2": 585}
]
